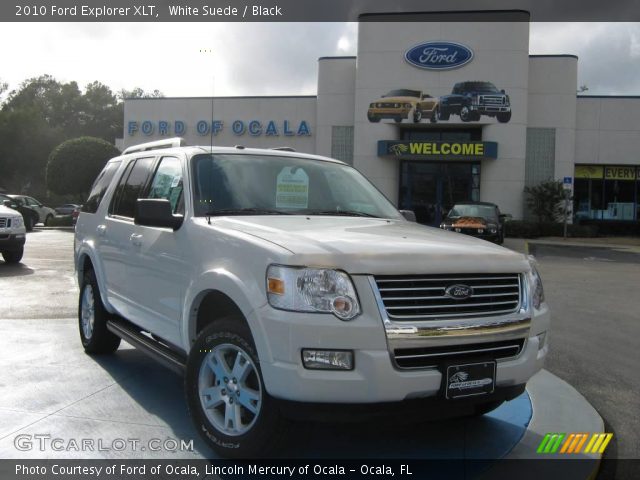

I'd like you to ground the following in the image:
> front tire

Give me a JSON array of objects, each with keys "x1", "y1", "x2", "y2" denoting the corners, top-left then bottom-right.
[
  {"x1": 186, "y1": 319, "x2": 286, "y2": 458},
  {"x1": 412, "y1": 108, "x2": 422, "y2": 123},
  {"x1": 79, "y1": 268, "x2": 121, "y2": 354},
  {"x1": 2, "y1": 248, "x2": 23, "y2": 264}
]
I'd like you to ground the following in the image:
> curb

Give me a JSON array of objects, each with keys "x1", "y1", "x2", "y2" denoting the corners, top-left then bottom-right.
[
  {"x1": 487, "y1": 369, "x2": 606, "y2": 479},
  {"x1": 33, "y1": 226, "x2": 75, "y2": 231}
]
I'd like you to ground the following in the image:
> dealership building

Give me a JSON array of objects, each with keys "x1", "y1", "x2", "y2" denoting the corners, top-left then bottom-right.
[{"x1": 123, "y1": 11, "x2": 640, "y2": 227}]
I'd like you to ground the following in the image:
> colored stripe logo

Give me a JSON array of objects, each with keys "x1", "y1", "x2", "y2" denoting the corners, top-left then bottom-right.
[{"x1": 537, "y1": 433, "x2": 613, "y2": 454}]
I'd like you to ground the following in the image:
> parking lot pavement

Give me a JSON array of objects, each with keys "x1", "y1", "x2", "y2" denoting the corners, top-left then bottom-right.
[
  {"x1": 528, "y1": 243, "x2": 640, "y2": 475},
  {"x1": 0, "y1": 229, "x2": 77, "y2": 319}
]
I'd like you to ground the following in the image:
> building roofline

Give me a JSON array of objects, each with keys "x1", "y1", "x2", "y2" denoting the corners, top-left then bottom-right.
[
  {"x1": 577, "y1": 95, "x2": 640, "y2": 99},
  {"x1": 318, "y1": 56, "x2": 357, "y2": 61},
  {"x1": 124, "y1": 95, "x2": 317, "y2": 101},
  {"x1": 529, "y1": 54, "x2": 578, "y2": 60},
  {"x1": 358, "y1": 9, "x2": 530, "y2": 21}
]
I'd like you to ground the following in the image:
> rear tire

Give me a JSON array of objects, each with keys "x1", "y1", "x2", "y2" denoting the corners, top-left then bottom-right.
[
  {"x1": 186, "y1": 318, "x2": 287, "y2": 458},
  {"x1": 44, "y1": 214, "x2": 53, "y2": 226},
  {"x1": 25, "y1": 216, "x2": 34, "y2": 232},
  {"x1": 2, "y1": 248, "x2": 23, "y2": 264},
  {"x1": 437, "y1": 107, "x2": 450, "y2": 121},
  {"x1": 79, "y1": 268, "x2": 121, "y2": 354},
  {"x1": 497, "y1": 111, "x2": 512, "y2": 123}
]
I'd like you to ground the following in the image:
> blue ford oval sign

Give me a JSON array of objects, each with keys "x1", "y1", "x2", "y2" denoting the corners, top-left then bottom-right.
[{"x1": 405, "y1": 41, "x2": 474, "y2": 70}]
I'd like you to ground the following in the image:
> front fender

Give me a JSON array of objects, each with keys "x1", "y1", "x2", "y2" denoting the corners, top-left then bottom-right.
[{"x1": 182, "y1": 268, "x2": 273, "y2": 364}]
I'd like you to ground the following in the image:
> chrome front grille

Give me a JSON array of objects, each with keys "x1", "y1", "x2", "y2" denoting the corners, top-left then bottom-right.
[
  {"x1": 0, "y1": 217, "x2": 10, "y2": 228},
  {"x1": 479, "y1": 95, "x2": 506, "y2": 106},
  {"x1": 394, "y1": 339, "x2": 525, "y2": 369},
  {"x1": 374, "y1": 273, "x2": 522, "y2": 320}
]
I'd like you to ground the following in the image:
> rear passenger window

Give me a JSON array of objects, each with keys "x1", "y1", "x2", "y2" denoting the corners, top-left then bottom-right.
[
  {"x1": 82, "y1": 161, "x2": 121, "y2": 214},
  {"x1": 147, "y1": 157, "x2": 184, "y2": 214},
  {"x1": 109, "y1": 157, "x2": 155, "y2": 218}
]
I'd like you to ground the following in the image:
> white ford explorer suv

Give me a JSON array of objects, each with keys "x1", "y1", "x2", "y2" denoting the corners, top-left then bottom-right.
[{"x1": 74, "y1": 138, "x2": 549, "y2": 457}]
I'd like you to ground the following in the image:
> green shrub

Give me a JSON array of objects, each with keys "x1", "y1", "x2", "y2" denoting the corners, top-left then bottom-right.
[{"x1": 46, "y1": 136, "x2": 120, "y2": 199}]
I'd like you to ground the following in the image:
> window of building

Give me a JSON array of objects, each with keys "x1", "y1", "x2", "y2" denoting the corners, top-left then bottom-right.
[
  {"x1": 525, "y1": 128, "x2": 556, "y2": 220},
  {"x1": 331, "y1": 126, "x2": 354, "y2": 164},
  {"x1": 574, "y1": 165, "x2": 638, "y2": 222}
]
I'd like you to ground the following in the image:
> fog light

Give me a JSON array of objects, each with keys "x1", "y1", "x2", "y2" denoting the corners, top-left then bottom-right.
[
  {"x1": 537, "y1": 332, "x2": 547, "y2": 350},
  {"x1": 478, "y1": 228, "x2": 484, "y2": 233},
  {"x1": 302, "y1": 349, "x2": 353, "y2": 370}
]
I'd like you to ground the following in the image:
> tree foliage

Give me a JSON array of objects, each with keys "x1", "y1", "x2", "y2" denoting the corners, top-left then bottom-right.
[
  {"x1": 0, "y1": 74, "x2": 162, "y2": 197},
  {"x1": 46, "y1": 136, "x2": 120, "y2": 198},
  {"x1": 524, "y1": 180, "x2": 567, "y2": 224}
]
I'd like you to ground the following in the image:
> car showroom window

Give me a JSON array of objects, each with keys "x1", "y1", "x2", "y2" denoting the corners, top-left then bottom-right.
[
  {"x1": 82, "y1": 161, "x2": 121, "y2": 214},
  {"x1": 146, "y1": 157, "x2": 184, "y2": 214},
  {"x1": 109, "y1": 157, "x2": 155, "y2": 218}
]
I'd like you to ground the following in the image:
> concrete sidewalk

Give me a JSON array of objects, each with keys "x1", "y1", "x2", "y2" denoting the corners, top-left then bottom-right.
[{"x1": 504, "y1": 236, "x2": 640, "y2": 255}]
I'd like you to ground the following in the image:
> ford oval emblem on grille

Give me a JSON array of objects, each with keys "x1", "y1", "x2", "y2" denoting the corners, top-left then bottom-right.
[{"x1": 445, "y1": 284, "x2": 473, "y2": 300}]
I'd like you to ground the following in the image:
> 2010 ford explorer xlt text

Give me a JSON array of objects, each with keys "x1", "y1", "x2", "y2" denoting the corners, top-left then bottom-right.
[{"x1": 74, "y1": 138, "x2": 550, "y2": 457}]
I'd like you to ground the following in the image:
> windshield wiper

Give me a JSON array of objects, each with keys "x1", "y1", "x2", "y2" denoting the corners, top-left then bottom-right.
[
  {"x1": 304, "y1": 209, "x2": 379, "y2": 218},
  {"x1": 205, "y1": 208, "x2": 292, "y2": 216}
]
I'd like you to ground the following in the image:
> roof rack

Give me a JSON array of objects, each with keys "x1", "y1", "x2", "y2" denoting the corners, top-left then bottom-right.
[
  {"x1": 122, "y1": 138, "x2": 187, "y2": 155},
  {"x1": 271, "y1": 147, "x2": 296, "y2": 152}
]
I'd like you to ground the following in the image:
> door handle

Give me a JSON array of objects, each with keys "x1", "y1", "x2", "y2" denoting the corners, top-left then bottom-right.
[
  {"x1": 130, "y1": 233, "x2": 143, "y2": 246},
  {"x1": 96, "y1": 225, "x2": 107, "y2": 236}
]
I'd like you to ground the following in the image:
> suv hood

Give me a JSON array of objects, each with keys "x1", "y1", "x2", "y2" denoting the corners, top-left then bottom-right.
[{"x1": 214, "y1": 216, "x2": 529, "y2": 275}]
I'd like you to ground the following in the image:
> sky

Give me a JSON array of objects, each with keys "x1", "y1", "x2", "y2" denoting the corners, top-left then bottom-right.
[{"x1": 0, "y1": 22, "x2": 639, "y2": 99}]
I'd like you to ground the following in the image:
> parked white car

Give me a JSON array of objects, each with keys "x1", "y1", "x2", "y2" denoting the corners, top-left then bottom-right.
[
  {"x1": 74, "y1": 138, "x2": 550, "y2": 457},
  {"x1": 0, "y1": 203, "x2": 26, "y2": 263}
]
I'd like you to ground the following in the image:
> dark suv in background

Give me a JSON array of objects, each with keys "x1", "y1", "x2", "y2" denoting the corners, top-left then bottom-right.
[{"x1": 438, "y1": 82, "x2": 511, "y2": 123}]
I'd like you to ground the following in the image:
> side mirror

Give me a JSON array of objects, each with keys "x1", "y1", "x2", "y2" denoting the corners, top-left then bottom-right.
[
  {"x1": 501, "y1": 89, "x2": 506, "y2": 94},
  {"x1": 498, "y1": 213, "x2": 511, "y2": 223},
  {"x1": 135, "y1": 199, "x2": 183, "y2": 230},
  {"x1": 399, "y1": 209, "x2": 416, "y2": 222},
  {"x1": 2, "y1": 200, "x2": 12, "y2": 208}
]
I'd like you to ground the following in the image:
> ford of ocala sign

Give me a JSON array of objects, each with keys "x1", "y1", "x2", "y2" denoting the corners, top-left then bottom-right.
[{"x1": 405, "y1": 41, "x2": 474, "y2": 70}]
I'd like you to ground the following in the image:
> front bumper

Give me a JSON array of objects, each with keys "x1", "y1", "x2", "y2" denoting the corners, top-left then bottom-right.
[
  {"x1": 472, "y1": 105, "x2": 510, "y2": 113},
  {"x1": 0, "y1": 233, "x2": 26, "y2": 250},
  {"x1": 253, "y1": 276, "x2": 549, "y2": 404}
]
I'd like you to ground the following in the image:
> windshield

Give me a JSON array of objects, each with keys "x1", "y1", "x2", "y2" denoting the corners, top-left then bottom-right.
[
  {"x1": 465, "y1": 82, "x2": 499, "y2": 93},
  {"x1": 448, "y1": 204, "x2": 497, "y2": 219},
  {"x1": 383, "y1": 89, "x2": 421, "y2": 98},
  {"x1": 191, "y1": 154, "x2": 402, "y2": 219}
]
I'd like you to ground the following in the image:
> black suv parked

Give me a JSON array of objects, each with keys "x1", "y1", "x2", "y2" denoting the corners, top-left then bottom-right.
[{"x1": 438, "y1": 81, "x2": 511, "y2": 123}]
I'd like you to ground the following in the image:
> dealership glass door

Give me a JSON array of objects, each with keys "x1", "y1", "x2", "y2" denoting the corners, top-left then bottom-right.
[{"x1": 399, "y1": 162, "x2": 480, "y2": 226}]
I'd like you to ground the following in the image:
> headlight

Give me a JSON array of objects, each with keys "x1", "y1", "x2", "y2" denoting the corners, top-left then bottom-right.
[
  {"x1": 528, "y1": 258, "x2": 545, "y2": 310},
  {"x1": 266, "y1": 265, "x2": 360, "y2": 320},
  {"x1": 12, "y1": 216, "x2": 23, "y2": 228}
]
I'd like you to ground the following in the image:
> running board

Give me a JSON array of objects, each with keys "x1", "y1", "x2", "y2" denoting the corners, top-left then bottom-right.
[{"x1": 107, "y1": 318, "x2": 186, "y2": 375}]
